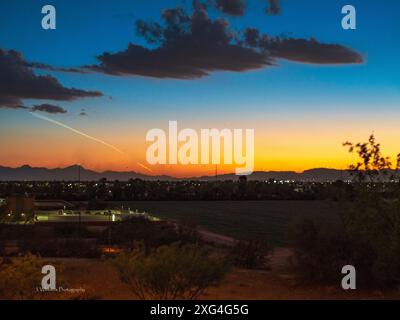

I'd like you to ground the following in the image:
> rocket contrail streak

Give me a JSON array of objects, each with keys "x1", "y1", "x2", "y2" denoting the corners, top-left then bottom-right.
[
  {"x1": 137, "y1": 162, "x2": 153, "y2": 173},
  {"x1": 30, "y1": 112, "x2": 124, "y2": 154}
]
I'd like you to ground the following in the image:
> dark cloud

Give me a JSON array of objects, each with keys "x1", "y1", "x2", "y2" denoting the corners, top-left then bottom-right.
[
  {"x1": 267, "y1": 38, "x2": 364, "y2": 64},
  {"x1": 31, "y1": 104, "x2": 67, "y2": 114},
  {"x1": 244, "y1": 28, "x2": 261, "y2": 47},
  {"x1": 83, "y1": 4, "x2": 362, "y2": 79},
  {"x1": 215, "y1": 0, "x2": 246, "y2": 16},
  {"x1": 242, "y1": 30, "x2": 363, "y2": 65},
  {"x1": 0, "y1": 96, "x2": 28, "y2": 109},
  {"x1": 0, "y1": 100, "x2": 28, "y2": 109},
  {"x1": 27, "y1": 61, "x2": 88, "y2": 74},
  {"x1": 86, "y1": 6, "x2": 272, "y2": 79},
  {"x1": 0, "y1": 49, "x2": 102, "y2": 109},
  {"x1": 266, "y1": 0, "x2": 281, "y2": 15}
]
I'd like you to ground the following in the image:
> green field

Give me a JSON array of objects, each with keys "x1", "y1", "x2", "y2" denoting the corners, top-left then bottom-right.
[{"x1": 108, "y1": 201, "x2": 341, "y2": 246}]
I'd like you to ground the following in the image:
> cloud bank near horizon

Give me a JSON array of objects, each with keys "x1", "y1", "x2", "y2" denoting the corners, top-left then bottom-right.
[{"x1": 0, "y1": 49, "x2": 102, "y2": 112}]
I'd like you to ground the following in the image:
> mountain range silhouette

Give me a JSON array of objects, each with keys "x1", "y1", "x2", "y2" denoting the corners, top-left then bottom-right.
[{"x1": 0, "y1": 165, "x2": 356, "y2": 182}]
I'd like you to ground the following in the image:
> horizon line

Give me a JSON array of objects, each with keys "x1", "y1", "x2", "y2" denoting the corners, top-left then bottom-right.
[{"x1": 0, "y1": 163, "x2": 353, "y2": 179}]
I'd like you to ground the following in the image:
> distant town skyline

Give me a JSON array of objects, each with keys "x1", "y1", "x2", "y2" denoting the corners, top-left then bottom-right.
[{"x1": 0, "y1": 0, "x2": 399, "y2": 177}]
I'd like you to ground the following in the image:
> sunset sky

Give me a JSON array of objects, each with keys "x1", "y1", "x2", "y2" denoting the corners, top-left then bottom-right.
[{"x1": 0, "y1": 0, "x2": 399, "y2": 177}]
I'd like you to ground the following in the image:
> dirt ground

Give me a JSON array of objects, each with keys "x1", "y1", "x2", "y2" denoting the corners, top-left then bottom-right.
[{"x1": 45, "y1": 248, "x2": 400, "y2": 300}]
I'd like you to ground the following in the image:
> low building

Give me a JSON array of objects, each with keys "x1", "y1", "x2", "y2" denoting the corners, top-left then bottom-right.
[
  {"x1": 5, "y1": 196, "x2": 35, "y2": 216},
  {"x1": 34, "y1": 200, "x2": 75, "y2": 211}
]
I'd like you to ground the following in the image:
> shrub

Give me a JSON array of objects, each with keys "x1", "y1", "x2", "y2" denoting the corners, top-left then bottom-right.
[
  {"x1": 20, "y1": 239, "x2": 101, "y2": 258},
  {"x1": 104, "y1": 217, "x2": 201, "y2": 252},
  {"x1": 0, "y1": 253, "x2": 45, "y2": 299},
  {"x1": 176, "y1": 217, "x2": 202, "y2": 244},
  {"x1": 288, "y1": 219, "x2": 372, "y2": 283},
  {"x1": 289, "y1": 135, "x2": 400, "y2": 288},
  {"x1": 230, "y1": 240, "x2": 272, "y2": 269},
  {"x1": 111, "y1": 242, "x2": 230, "y2": 300},
  {"x1": 53, "y1": 224, "x2": 93, "y2": 238},
  {"x1": 288, "y1": 215, "x2": 398, "y2": 287},
  {"x1": 343, "y1": 187, "x2": 400, "y2": 286},
  {"x1": 342, "y1": 135, "x2": 400, "y2": 286}
]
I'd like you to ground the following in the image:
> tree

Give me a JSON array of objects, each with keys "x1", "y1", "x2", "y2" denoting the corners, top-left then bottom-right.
[
  {"x1": 289, "y1": 135, "x2": 400, "y2": 286},
  {"x1": 342, "y1": 135, "x2": 400, "y2": 285},
  {"x1": 111, "y1": 242, "x2": 229, "y2": 300},
  {"x1": 343, "y1": 134, "x2": 400, "y2": 182}
]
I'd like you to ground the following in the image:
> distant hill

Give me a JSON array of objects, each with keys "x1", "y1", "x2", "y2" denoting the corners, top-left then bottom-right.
[
  {"x1": 0, "y1": 165, "x2": 355, "y2": 182},
  {"x1": 194, "y1": 168, "x2": 352, "y2": 181},
  {"x1": 0, "y1": 165, "x2": 170, "y2": 181}
]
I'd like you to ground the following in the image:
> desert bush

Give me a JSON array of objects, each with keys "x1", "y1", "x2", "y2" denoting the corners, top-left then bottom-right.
[
  {"x1": 104, "y1": 217, "x2": 201, "y2": 252},
  {"x1": 288, "y1": 218, "x2": 375, "y2": 284},
  {"x1": 343, "y1": 187, "x2": 400, "y2": 286},
  {"x1": 53, "y1": 224, "x2": 93, "y2": 238},
  {"x1": 343, "y1": 135, "x2": 400, "y2": 286},
  {"x1": 176, "y1": 217, "x2": 202, "y2": 244},
  {"x1": 288, "y1": 135, "x2": 400, "y2": 287},
  {"x1": 111, "y1": 242, "x2": 229, "y2": 300},
  {"x1": 230, "y1": 240, "x2": 272, "y2": 269},
  {"x1": 61, "y1": 287, "x2": 101, "y2": 300},
  {"x1": 0, "y1": 253, "x2": 45, "y2": 299},
  {"x1": 289, "y1": 205, "x2": 400, "y2": 287},
  {"x1": 20, "y1": 239, "x2": 101, "y2": 258},
  {"x1": 0, "y1": 225, "x2": 36, "y2": 241}
]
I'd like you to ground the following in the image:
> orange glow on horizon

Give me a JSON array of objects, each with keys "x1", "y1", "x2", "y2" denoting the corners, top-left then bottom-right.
[{"x1": 2, "y1": 114, "x2": 400, "y2": 178}]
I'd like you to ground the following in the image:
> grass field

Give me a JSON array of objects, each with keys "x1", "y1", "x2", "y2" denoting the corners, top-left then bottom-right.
[{"x1": 108, "y1": 201, "x2": 341, "y2": 246}]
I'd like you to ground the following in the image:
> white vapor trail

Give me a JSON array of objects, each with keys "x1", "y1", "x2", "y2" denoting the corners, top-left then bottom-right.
[
  {"x1": 137, "y1": 162, "x2": 153, "y2": 173},
  {"x1": 30, "y1": 112, "x2": 124, "y2": 155}
]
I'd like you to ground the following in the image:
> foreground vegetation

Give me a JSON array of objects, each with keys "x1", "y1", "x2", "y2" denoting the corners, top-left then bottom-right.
[
  {"x1": 111, "y1": 242, "x2": 229, "y2": 300},
  {"x1": 290, "y1": 135, "x2": 400, "y2": 288}
]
